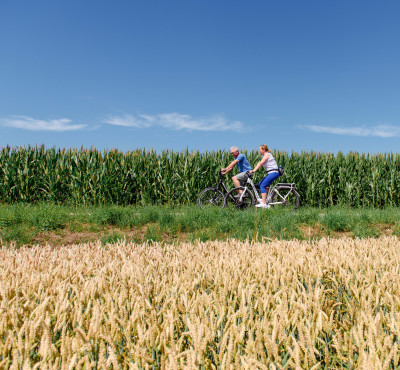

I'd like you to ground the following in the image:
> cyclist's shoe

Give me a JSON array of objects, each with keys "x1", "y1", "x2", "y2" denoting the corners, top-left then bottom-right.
[
  {"x1": 257, "y1": 199, "x2": 264, "y2": 204},
  {"x1": 256, "y1": 203, "x2": 270, "y2": 209}
]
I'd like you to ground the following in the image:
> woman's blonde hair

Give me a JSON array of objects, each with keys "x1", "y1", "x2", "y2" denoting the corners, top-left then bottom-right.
[{"x1": 260, "y1": 144, "x2": 271, "y2": 152}]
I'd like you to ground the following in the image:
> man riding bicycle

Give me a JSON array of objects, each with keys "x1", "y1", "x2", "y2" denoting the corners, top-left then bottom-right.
[{"x1": 221, "y1": 146, "x2": 252, "y2": 196}]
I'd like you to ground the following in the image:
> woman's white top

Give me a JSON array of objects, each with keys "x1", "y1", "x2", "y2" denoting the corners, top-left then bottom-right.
[{"x1": 262, "y1": 153, "x2": 279, "y2": 173}]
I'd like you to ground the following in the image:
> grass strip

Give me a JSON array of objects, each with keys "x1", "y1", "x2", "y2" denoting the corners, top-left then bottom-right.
[{"x1": 1, "y1": 203, "x2": 400, "y2": 246}]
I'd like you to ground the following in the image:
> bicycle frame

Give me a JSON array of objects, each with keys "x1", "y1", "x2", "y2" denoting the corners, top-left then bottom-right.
[
  {"x1": 212, "y1": 173, "x2": 230, "y2": 195},
  {"x1": 237, "y1": 177, "x2": 296, "y2": 206},
  {"x1": 236, "y1": 177, "x2": 261, "y2": 202},
  {"x1": 269, "y1": 183, "x2": 297, "y2": 205}
]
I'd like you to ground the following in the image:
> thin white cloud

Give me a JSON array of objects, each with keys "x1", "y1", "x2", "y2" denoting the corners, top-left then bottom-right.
[
  {"x1": 103, "y1": 114, "x2": 153, "y2": 128},
  {"x1": 0, "y1": 116, "x2": 86, "y2": 131},
  {"x1": 104, "y1": 113, "x2": 246, "y2": 132},
  {"x1": 302, "y1": 124, "x2": 400, "y2": 138}
]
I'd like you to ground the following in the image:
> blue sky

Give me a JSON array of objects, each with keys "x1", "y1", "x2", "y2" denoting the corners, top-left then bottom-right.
[{"x1": 1, "y1": 0, "x2": 399, "y2": 154}]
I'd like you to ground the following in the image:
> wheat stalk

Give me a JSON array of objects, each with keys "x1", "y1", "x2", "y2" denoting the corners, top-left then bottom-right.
[{"x1": 1, "y1": 236, "x2": 400, "y2": 367}]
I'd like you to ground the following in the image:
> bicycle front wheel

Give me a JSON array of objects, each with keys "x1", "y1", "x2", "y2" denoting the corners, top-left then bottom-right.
[
  {"x1": 270, "y1": 187, "x2": 300, "y2": 212},
  {"x1": 224, "y1": 187, "x2": 255, "y2": 211},
  {"x1": 198, "y1": 188, "x2": 225, "y2": 209}
]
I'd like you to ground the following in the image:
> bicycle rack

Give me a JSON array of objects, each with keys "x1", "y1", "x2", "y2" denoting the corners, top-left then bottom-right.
[{"x1": 274, "y1": 183, "x2": 296, "y2": 189}]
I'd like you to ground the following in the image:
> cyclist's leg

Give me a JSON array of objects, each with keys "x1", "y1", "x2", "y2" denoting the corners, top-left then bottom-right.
[
  {"x1": 232, "y1": 175, "x2": 241, "y2": 189},
  {"x1": 258, "y1": 176, "x2": 268, "y2": 204},
  {"x1": 233, "y1": 172, "x2": 249, "y2": 194},
  {"x1": 259, "y1": 172, "x2": 280, "y2": 204}
]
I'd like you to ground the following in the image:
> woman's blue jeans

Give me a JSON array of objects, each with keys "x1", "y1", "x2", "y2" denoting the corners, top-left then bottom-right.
[{"x1": 259, "y1": 172, "x2": 280, "y2": 193}]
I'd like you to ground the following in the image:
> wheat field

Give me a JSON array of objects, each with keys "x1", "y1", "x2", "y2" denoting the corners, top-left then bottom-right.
[{"x1": 1, "y1": 237, "x2": 400, "y2": 368}]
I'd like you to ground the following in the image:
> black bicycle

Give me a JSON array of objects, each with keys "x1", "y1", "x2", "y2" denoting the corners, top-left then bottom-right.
[{"x1": 198, "y1": 171, "x2": 231, "y2": 209}]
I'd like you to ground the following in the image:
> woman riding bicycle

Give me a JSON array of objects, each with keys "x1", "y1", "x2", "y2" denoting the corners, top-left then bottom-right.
[{"x1": 249, "y1": 144, "x2": 280, "y2": 208}]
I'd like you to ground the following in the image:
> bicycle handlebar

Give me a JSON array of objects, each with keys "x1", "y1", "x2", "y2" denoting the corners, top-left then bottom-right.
[{"x1": 218, "y1": 170, "x2": 253, "y2": 178}]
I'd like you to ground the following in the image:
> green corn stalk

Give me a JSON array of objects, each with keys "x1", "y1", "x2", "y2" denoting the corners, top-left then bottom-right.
[{"x1": 0, "y1": 145, "x2": 399, "y2": 207}]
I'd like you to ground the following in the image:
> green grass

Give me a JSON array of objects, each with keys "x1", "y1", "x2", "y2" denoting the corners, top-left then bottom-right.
[{"x1": 1, "y1": 203, "x2": 400, "y2": 246}]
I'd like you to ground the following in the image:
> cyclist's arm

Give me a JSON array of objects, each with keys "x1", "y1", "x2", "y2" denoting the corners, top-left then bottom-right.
[
  {"x1": 250, "y1": 154, "x2": 269, "y2": 173},
  {"x1": 221, "y1": 159, "x2": 239, "y2": 174}
]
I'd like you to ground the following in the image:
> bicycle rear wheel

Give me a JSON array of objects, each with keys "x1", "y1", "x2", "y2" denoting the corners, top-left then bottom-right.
[
  {"x1": 224, "y1": 187, "x2": 255, "y2": 211},
  {"x1": 198, "y1": 188, "x2": 225, "y2": 209},
  {"x1": 270, "y1": 186, "x2": 300, "y2": 212}
]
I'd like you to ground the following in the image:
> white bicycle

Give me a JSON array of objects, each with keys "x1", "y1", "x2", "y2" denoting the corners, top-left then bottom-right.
[{"x1": 223, "y1": 171, "x2": 300, "y2": 212}]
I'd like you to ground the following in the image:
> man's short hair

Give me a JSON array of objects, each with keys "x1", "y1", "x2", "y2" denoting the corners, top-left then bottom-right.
[{"x1": 230, "y1": 146, "x2": 239, "y2": 153}]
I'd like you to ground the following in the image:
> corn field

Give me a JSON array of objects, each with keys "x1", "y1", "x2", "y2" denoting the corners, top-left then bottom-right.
[
  {"x1": 1, "y1": 236, "x2": 400, "y2": 368},
  {"x1": 0, "y1": 145, "x2": 399, "y2": 206}
]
